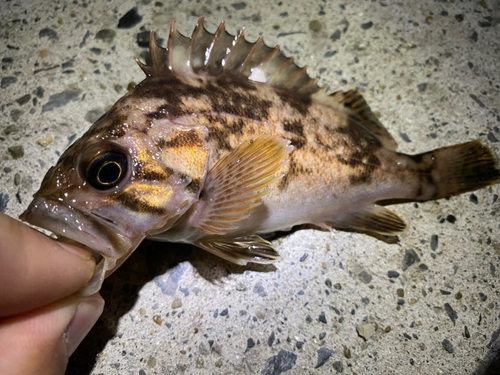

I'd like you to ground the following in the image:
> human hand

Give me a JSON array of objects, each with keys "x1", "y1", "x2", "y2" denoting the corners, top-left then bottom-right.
[{"x1": 0, "y1": 213, "x2": 104, "y2": 375}]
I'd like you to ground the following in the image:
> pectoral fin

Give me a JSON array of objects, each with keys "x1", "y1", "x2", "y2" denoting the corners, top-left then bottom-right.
[
  {"x1": 195, "y1": 235, "x2": 281, "y2": 265},
  {"x1": 324, "y1": 205, "x2": 406, "y2": 235},
  {"x1": 187, "y1": 135, "x2": 292, "y2": 235}
]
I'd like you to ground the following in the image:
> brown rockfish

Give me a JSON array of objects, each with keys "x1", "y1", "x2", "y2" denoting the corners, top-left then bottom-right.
[{"x1": 21, "y1": 18, "x2": 500, "y2": 294}]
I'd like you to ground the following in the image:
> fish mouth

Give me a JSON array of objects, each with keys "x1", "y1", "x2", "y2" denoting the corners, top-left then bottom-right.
[{"x1": 20, "y1": 196, "x2": 133, "y2": 294}]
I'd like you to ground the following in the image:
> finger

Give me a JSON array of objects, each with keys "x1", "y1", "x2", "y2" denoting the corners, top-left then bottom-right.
[
  {"x1": 0, "y1": 213, "x2": 96, "y2": 317},
  {"x1": 0, "y1": 293, "x2": 104, "y2": 375}
]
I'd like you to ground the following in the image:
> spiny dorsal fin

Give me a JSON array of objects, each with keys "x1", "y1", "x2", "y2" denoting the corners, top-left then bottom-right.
[{"x1": 135, "y1": 17, "x2": 321, "y2": 95}]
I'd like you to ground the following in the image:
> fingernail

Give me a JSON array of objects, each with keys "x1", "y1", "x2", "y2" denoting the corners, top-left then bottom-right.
[
  {"x1": 57, "y1": 241, "x2": 93, "y2": 261},
  {"x1": 64, "y1": 293, "x2": 104, "y2": 356}
]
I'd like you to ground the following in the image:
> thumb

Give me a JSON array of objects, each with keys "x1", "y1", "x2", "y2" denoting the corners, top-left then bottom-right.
[{"x1": 0, "y1": 293, "x2": 104, "y2": 375}]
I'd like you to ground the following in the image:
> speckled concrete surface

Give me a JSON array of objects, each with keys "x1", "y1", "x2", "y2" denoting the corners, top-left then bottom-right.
[{"x1": 1, "y1": 0, "x2": 500, "y2": 374}]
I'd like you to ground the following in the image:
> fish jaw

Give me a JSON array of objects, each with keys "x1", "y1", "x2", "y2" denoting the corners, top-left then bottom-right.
[{"x1": 20, "y1": 196, "x2": 141, "y2": 295}]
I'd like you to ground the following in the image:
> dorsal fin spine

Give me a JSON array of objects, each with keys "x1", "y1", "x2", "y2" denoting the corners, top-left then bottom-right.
[
  {"x1": 239, "y1": 36, "x2": 263, "y2": 75},
  {"x1": 188, "y1": 16, "x2": 205, "y2": 68}
]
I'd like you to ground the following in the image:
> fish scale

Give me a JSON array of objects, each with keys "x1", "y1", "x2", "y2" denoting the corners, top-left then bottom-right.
[{"x1": 20, "y1": 18, "x2": 500, "y2": 294}]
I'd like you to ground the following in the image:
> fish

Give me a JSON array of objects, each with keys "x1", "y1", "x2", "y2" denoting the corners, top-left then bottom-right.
[{"x1": 20, "y1": 18, "x2": 500, "y2": 294}]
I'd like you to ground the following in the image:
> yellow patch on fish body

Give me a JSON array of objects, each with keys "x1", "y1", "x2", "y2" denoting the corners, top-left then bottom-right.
[{"x1": 20, "y1": 17, "x2": 500, "y2": 294}]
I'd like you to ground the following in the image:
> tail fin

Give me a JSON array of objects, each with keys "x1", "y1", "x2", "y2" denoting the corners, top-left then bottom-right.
[{"x1": 413, "y1": 140, "x2": 500, "y2": 200}]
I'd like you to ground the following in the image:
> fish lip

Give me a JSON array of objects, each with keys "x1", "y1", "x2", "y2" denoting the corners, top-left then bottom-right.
[{"x1": 20, "y1": 196, "x2": 131, "y2": 259}]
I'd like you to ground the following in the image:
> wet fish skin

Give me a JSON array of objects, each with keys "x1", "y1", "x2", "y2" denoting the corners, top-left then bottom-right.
[{"x1": 20, "y1": 18, "x2": 500, "y2": 293}]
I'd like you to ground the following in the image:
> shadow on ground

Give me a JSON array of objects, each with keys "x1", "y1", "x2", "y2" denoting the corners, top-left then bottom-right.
[{"x1": 66, "y1": 239, "x2": 276, "y2": 375}]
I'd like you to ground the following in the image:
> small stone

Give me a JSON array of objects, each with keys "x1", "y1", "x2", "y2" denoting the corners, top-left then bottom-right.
[
  {"x1": 10, "y1": 109, "x2": 23, "y2": 122},
  {"x1": 361, "y1": 21, "x2": 373, "y2": 30},
  {"x1": 0, "y1": 193, "x2": 9, "y2": 213},
  {"x1": 37, "y1": 136, "x2": 53, "y2": 147},
  {"x1": 137, "y1": 31, "x2": 151, "y2": 48},
  {"x1": 299, "y1": 253, "x2": 308, "y2": 262},
  {"x1": 319, "y1": 332, "x2": 326, "y2": 340},
  {"x1": 231, "y1": 2, "x2": 247, "y2": 10},
  {"x1": 359, "y1": 270, "x2": 372, "y2": 284},
  {"x1": 324, "y1": 50, "x2": 338, "y2": 58},
  {"x1": 399, "y1": 132, "x2": 411, "y2": 143},
  {"x1": 220, "y1": 308, "x2": 229, "y2": 316},
  {"x1": 402, "y1": 249, "x2": 420, "y2": 271},
  {"x1": 417, "y1": 83, "x2": 427, "y2": 92},
  {"x1": 396, "y1": 288, "x2": 404, "y2": 297},
  {"x1": 442, "y1": 339, "x2": 454, "y2": 353},
  {"x1": 315, "y1": 348, "x2": 334, "y2": 368},
  {"x1": 385, "y1": 326, "x2": 391, "y2": 333},
  {"x1": 171, "y1": 298, "x2": 182, "y2": 309},
  {"x1": 464, "y1": 326, "x2": 470, "y2": 339},
  {"x1": 309, "y1": 20, "x2": 322, "y2": 32},
  {"x1": 214, "y1": 359, "x2": 223, "y2": 368},
  {"x1": 127, "y1": 81, "x2": 137, "y2": 91},
  {"x1": 325, "y1": 278, "x2": 332, "y2": 288},
  {"x1": 261, "y1": 350, "x2": 297, "y2": 375},
  {"x1": 419, "y1": 264, "x2": 429, "y2": 271},
  {"x1": 117, "y1": 7, "x2": 143, "y2": 29},
  {"x1": 85, "y1": 108, "x2": 104, "y2": 123},
  {"x1": 152, "y1": 315, "x2": 162, "y2": 325},
  {"x1": 1, "y1": 76, "x2": 17, "y2": 89},
  {"x1": 268, "y1": 331, "x2": 275, "y2": 347},
  {"x1": 39, "y1": 28, "x2": 59, "y2": 42},
  {"x1": 199, "y1": 342, "x2": 210, "y2": 355},
  {"x1": 444, "y1": 303, "x2": 457, "y2": 326},
  {"x1": 246, "y1": 337, "x2": 256, "y2": 351},
  {"x1": 470, "y1": 31, "x2": 478, "y2": 43},
  {"x1": 455, "y1": 14, "x2": 464, "y2": 22},
  {"x1": 333, "y1": 283, "x2": 342, "y2": 290},
  {"x1": 42, "y1": 89, "x2": 82, "y2": 113},
  {"x1": 147, "y1": 356, "x2": 156, "y2": 368},
  {"x1": 479, "y1": 292, "x2": 487, "y2": 302},
  {"x1": 330, "y1": 29, "x2": 341, "y2": 40},
  {"x1": 14, "y1": 173, "x2": 21, "y2": 186},
  {"x1": 8, "y1": 145, "x2": 24, "y2": 159},
  {"x1": 430, "y1": 235, "x2": 438, "y2": 250},
  {"x1": 343, "y1": 345, "x2": 351, "y2": 358},
  {"x1": 95, "y1": 29, "x2": 116, "y2": 43},
  {"x1": 446, "y1": 215, "x2": 456, "y2": 224},
  {"x1": 357, "y1": 323, "x2": 376, "y2": 341},
  {"x1": 388, "y1": 270, "x2": 400, "y2": 278},
  {"x1": 318, "y1": 312, "x2": 327, "y2": 324},
  {"x1": 3, "y1": 125, "x2": 18, "y2": 135},
  {"x1": 455, "y1": 291, "x2": 462, "y2": 300},
  {"x1": 397, "y1": 299, "x2": 405, "y2": 305},
  {"x1": 409, "y1": 298, "x2": 418, "y2": 305},
  {"x1": 332, "y1": 360, "x2": 344, "y2": 373},
  {"x1": 306, "y1": 314, "x2": 312, "y2": 323},
  {"x1": 15, "y1": 94, "x2": 31, "y2": 106},
  {"x1": 487, "y1": 132, "x2": 498, "y2": 143}
]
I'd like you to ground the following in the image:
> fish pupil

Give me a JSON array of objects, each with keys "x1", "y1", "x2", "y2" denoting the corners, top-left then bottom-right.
[
  {"x1": 87, "y1": 151, "x2": 128, "y2": 190},
  {"x1": 98, "y1": 161, "x2": 121, "y2": 184}
]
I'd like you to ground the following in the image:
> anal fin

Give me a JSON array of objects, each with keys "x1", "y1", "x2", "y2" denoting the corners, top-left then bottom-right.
[
  {"x1": 195, "y1": 235, "x2": 281, "y2": 265},
  {"x1": 325, "y1": 205, "x2": 406, "y2": 235}
]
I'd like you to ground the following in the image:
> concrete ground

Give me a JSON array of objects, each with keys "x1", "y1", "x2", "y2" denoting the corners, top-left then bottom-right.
[{"x1": 1, "y1": 0, "x2": 500, "y2": 374}]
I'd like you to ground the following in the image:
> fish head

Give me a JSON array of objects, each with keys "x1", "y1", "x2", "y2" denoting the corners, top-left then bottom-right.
[{"x1": 21, "y1": 94, "x2": 210, "y2": 293}]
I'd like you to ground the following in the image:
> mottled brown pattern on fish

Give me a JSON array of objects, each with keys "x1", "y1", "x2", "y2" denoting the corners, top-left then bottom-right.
[
  {"x1": 158, "y1": 129, "x2": 203, "y2": 149},
  {"x1": 114, "y1": 190, "x2": 166, "y2": 215},
  {"x1": 135, "y1": 76, "x2": 273, "y2": 123}
]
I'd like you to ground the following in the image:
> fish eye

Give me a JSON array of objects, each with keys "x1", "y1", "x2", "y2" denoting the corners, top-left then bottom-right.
[{"x1": 86, "y1": 151, "x2": 128, "y2": 190}]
